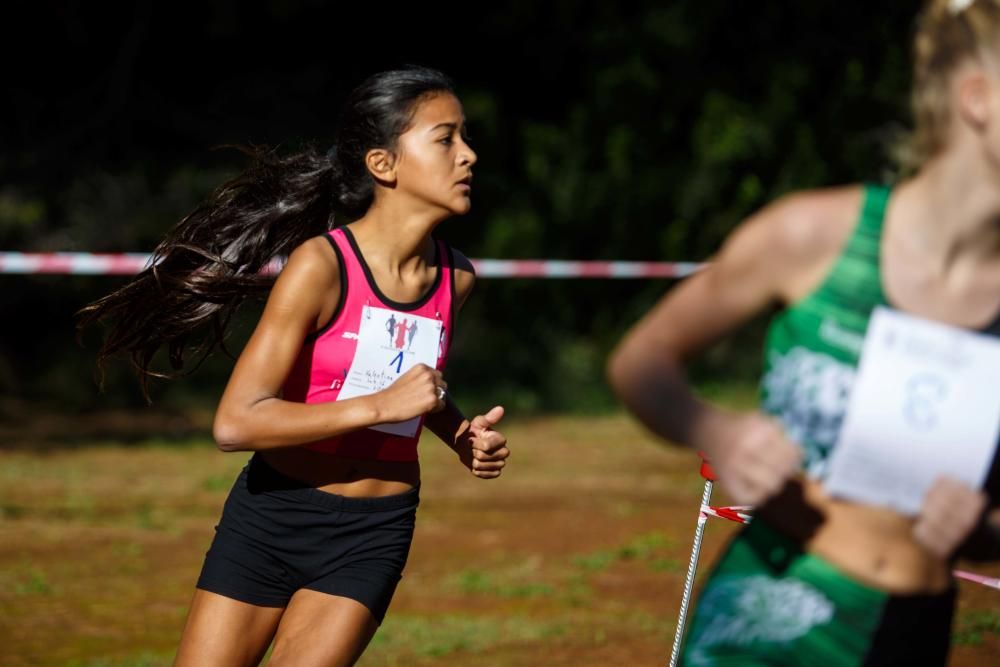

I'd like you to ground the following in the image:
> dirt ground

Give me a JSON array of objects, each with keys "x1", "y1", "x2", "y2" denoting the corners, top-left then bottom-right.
[{"x1": 0, "y1": 407, "x2": 998, "y2": 666}]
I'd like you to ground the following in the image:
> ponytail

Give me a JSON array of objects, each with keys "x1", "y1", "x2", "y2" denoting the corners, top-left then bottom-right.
[{"x1": 77, "y1": 144, "x2": 336, "y2": 400}]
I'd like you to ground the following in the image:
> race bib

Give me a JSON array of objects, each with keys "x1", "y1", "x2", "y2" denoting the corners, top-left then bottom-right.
[
  {"x1": 335, "y1": 305, "x2": 443, "y2": 437},
  {"x1": 825, "y1": 306, "x2": 1000, "y2": 515}
]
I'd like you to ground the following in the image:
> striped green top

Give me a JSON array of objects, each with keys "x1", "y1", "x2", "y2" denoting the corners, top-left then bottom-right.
[{"x1": 760, "y1": 184, "x2": 890, "y2": 479}]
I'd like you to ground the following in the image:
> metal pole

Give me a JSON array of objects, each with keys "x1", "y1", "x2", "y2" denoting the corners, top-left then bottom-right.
[{"x1": 669, "y1": 478, "x2": 713, "y2": 667}]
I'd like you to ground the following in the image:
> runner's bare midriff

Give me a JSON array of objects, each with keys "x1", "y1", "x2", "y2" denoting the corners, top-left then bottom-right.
[
  {"x1": 260, "y1": 447, "x2": 421, "y2": 498},
  {"x1": 758, "y1": 477, "x2": 952, "y2": 595}
]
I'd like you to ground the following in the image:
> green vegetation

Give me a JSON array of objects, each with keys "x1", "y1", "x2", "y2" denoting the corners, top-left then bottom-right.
[
  {"x1": 3, "y1": 3, "x2": 918, "y2": 415},
  {"x1": 953, "y1": 609, "x2": 1000, "y2": 647}
]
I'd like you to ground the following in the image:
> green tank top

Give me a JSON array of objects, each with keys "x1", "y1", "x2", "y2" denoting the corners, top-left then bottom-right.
[{"x1": 760, "y1": 184, "x2": 890, "y2": 479}]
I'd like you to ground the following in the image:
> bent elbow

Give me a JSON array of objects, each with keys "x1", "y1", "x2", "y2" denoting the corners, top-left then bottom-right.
[{"x1": 212, "y1": 414, "x2": 250, "y2": 452}]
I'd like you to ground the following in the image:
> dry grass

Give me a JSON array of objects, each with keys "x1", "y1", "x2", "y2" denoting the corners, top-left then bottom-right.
[{"x1": 1, "y1": 406, "x2": 997, "y2": 666}]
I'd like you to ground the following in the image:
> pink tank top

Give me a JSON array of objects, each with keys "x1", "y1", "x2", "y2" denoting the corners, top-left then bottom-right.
[{"x1": 282, "y1": 227, "x2": 456, "y2": 461}]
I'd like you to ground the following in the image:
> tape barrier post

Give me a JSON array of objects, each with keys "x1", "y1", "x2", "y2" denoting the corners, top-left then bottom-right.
[
  {"x1": 669, "y1": 470, "x2": 714, "y2": 667},
  {"x1": 670, "y1": 456, "x2": 754, "y2": 667}
]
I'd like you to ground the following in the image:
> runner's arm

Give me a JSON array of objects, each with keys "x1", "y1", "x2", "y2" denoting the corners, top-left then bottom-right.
[
  {"x1": 606, "y1": 195, "x2": 813, "y2": 451},
  {"x1": 425, "y1": 247, "x2": 477, "y2": 447},
  {"x1": 423, "y1": 250, "x2": 510, "y2": 478},
  {"x1": 213, "y1": 239, "x2": 442, "y2": 451}
]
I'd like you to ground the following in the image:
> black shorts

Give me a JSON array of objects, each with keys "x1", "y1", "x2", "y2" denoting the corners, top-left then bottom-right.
[
  {"x1": 196, "y1": 453, "x2": 419, "y2": 624},
  {"x1": 862, "y1": 586, "x2": 957, "y2": 666}
]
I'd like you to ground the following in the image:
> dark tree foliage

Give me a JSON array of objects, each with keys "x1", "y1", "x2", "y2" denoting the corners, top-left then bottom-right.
[{"x1": 1, "y1": 2, "x2": 920, "y2": 412}]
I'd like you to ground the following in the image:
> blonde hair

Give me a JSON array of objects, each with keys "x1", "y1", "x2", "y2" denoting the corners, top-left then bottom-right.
[{"x1": 898, "y1": 0, "x2": 1000, "y2": 173}]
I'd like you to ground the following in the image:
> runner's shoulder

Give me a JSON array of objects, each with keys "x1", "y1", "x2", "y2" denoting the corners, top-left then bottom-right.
[
  {"x1": 721, "y1": 185, "x2": 863, "y2": 273},
  {"x1": 279, "y1": 235, "x2": 341, "y2": 288},
  {"x1": 755, "y1": 185, "x2": 862, "y2": 260}
]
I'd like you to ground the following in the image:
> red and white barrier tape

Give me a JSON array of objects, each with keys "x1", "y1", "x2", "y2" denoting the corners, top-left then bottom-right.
[
  {"x1": 700, "y1": 504, "x2": 753, "y2": 524},
  {"x1": 472, "y1": 259, "x2": 703, "y2": 279},
  {"x1": 0, "y1": 252, "x2": 154, "y2": 275},
  {"x1": 0, "y1": 252, "x2": 704, "y2": 279},
  {"x1": 953, "y1": 570, "x2": 1000, "y2": 590}
]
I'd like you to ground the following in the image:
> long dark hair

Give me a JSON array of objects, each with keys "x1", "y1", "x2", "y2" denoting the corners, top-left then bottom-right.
[{"x1": 78, "y1": 66, "x2": 455, "y2": 399}]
